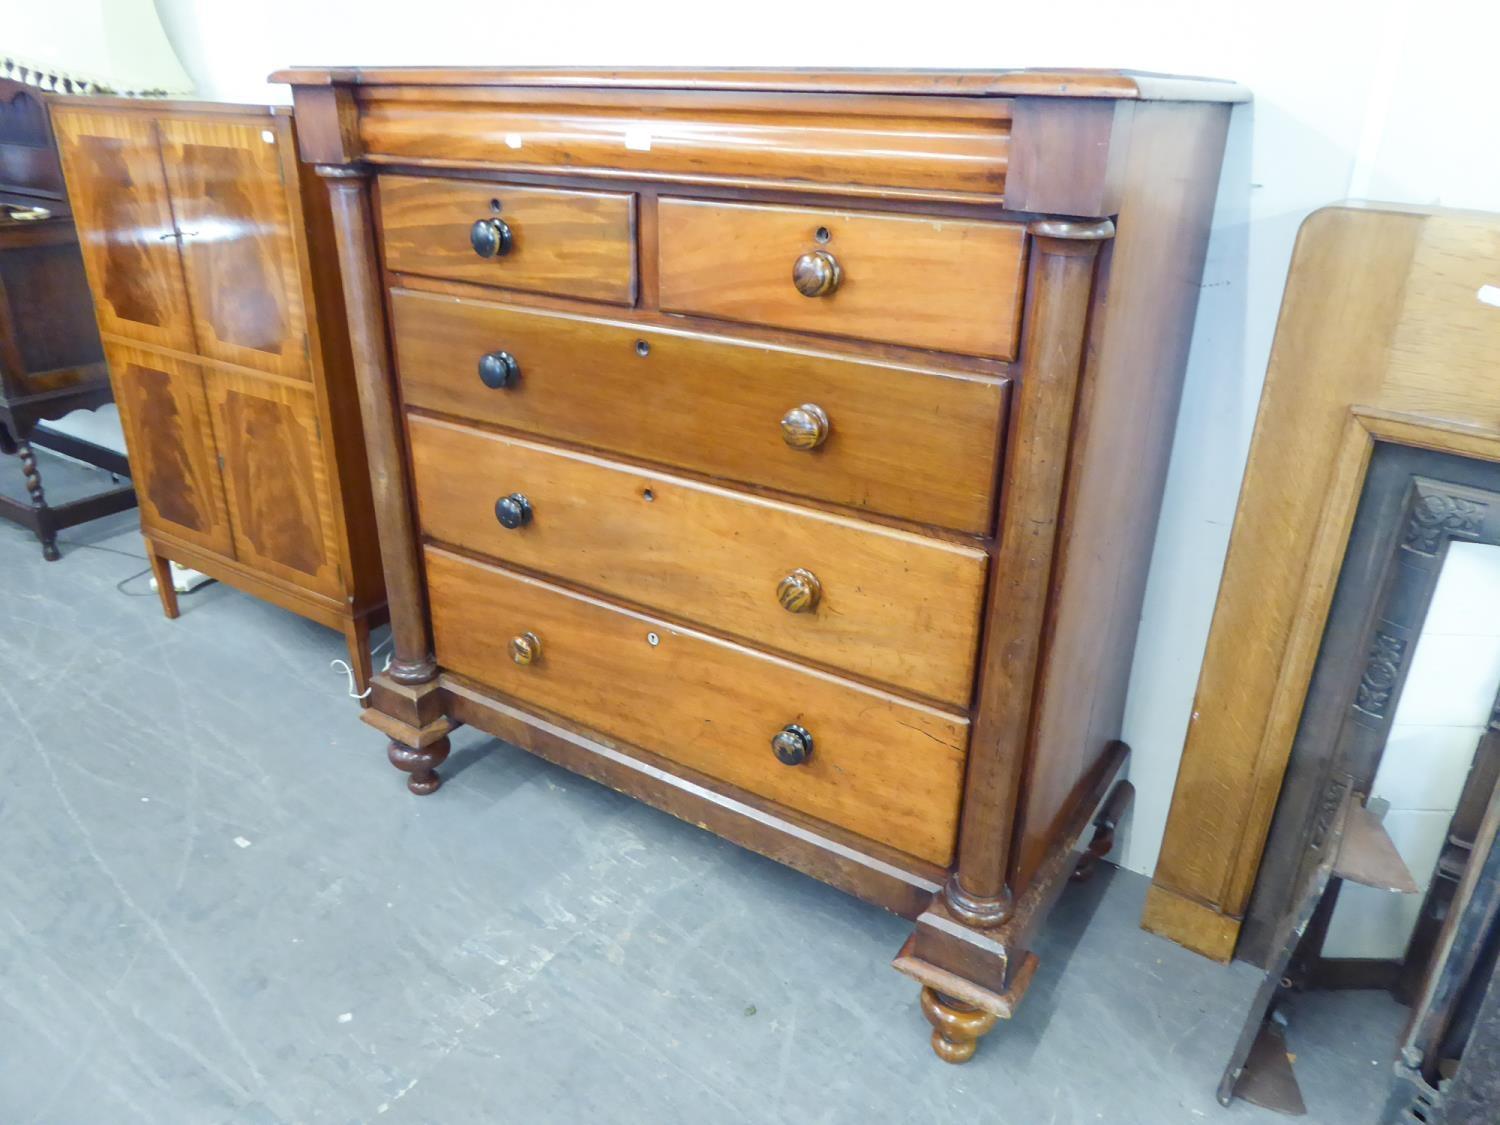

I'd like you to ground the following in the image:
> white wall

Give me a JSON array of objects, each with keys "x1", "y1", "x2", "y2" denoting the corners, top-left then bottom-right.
[{"x1": 144, "y1": 0, "x2": 1500, "y2": 877}]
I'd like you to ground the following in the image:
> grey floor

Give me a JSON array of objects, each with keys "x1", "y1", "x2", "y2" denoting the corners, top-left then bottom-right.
[{"x1": 1, "y1": 450, "x2": 1408, "y2": 1124}]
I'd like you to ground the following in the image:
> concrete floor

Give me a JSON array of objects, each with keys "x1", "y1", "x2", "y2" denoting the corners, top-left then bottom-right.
[{"x1": 1, "y1": 451, "x2": 1409, "y2": 1124}]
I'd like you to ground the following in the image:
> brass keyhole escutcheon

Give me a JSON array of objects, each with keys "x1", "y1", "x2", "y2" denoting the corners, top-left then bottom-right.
[
  {"x1": 777, "y1": 569, "x2": 821, "y2": 613},
  {"x1": 780, "y1": 403, "x2": 830, "y2": 451},
  {"x1": 509, "y1": 631, "x2": 541, "y2": 666}
]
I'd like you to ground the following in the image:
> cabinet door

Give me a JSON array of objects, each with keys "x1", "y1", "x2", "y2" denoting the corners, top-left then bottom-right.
[
  {"x1": 157, "y1": 117, "x2": 310, "y2": 379},
  {"x1": 204, "y1": 370, "x2": 341, "y2": 596},
  {"x1": 105, "y1": 343, "x2": 232, "y2": 555},
  {"x1": 52, "y1": 109, "x2": 195, "y2": 352}
]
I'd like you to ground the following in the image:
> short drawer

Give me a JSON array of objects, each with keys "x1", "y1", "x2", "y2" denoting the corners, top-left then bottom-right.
[
  {"x1": 657, "y1": 198, "x2": 1027, "y2": 358},
  {"x1": 377, "y1": 175, "x2": 636, "y2": 304},
  {"x1": 390, "y1": 288, "x2": 1007, "y2": 534},
  {"x1": 425, "y1": 546, "x2": 968, "y2": 864},
  {"x1": 408, "y1": 416, "x2": 988, "y2": 706}
]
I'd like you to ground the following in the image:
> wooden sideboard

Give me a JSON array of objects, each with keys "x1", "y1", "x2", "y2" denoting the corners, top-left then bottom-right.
[
  {"x1": 0, "y1": 79, "x2": 134, "y2": 559},
  {"x1": 277, "y1": 66, "x2": 1243, "y2": 1059},
  {"x1": 51, "y1": 97, "x2": 386, "y2": 694}
]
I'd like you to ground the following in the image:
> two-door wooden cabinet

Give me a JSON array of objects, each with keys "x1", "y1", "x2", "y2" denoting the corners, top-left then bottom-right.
[
  {"x1": 278, "y1": 66, "x2": 1243, "y2": 1059},
  {"x1": 52, "y1": 98, "x2": 385, "y2": 693}
]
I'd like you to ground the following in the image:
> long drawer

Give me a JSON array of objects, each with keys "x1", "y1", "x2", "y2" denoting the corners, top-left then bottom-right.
[
  {"x1": 390, "y1": 288, "x2": 1008, "y2": 533},
  {"x1": 657, "y1": 197, "x2": 1028, "y2": 358},
  {"x1": 425, "y1": 546, "x2": 969, "y2": 864},
  {"x1": 408, "y1": 415, "x2": 987, "y2": 706}
]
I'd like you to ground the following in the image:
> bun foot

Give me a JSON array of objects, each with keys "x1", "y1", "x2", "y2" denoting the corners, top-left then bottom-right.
[
  {"x1": 919, "y1": 987, "x2": 998, "y2": 1064},
  {"x1": 387, "y1": 736, "x2": 450, "y2": 795}
]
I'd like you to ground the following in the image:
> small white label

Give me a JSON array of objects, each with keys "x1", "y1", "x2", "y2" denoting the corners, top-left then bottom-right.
[
  {"x1": 1478, "y1": 284, "x2": 1500, "y2": 309},
  {"x1": 623, "y1": 127, "x2": 652, "y2": 153},
  {"x1": 233, "y1": 836, "x2": 252, "y2": 849},
  {"x1": 261, "y1": 129, "x2": 275, "y2": 144},
  {"x1": 504, "y1": 132, "x2": 523, "y2": 150}
]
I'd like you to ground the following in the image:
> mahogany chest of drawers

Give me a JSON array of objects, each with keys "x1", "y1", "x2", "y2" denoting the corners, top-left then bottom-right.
[{"x1": 278, "y1": 66, "x2": 1242, "y2": 1061}]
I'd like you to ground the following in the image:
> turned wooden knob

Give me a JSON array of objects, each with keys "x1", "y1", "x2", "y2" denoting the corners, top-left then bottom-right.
[
  {"x1": 477, "y1": 350, "x2": 519, "y2": 389},
  {"x1": 494, "y1": 492, "x2": 533, "y2": 529},
  {"x1": 509, "y1": 631, "x2": 541, "y2": 666},
  {"x1": 470, "y1": 216, "x2": 513, "y2": 258},
  {"x1": 771, "y1": 723, "x2": 813, "y2": 766},
  {"x1": 793, "y1": 249, "x2": 840, "y2": 297},
  {"x1": 777, "y1": 568, "x2": 821, "y2": 613},
  {"x1": 780, "y1": 403, "x2": 830, "y2": 451}
]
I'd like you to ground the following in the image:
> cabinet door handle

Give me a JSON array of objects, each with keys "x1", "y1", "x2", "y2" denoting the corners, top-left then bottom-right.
[
  {"x1": 478, "y1": 350, "x2": 520, "y2": 389},
  {"x1": 792, "y1": 250, "x2": 840, "y2": 297},
  {"x1": 771, "y1": 723, "x2": 814, "y2": 766},
  {"x1": 470, "y1": 217, "x2": 513, "y2": 258},
  {"x1": 776, "y1": 568, "x2": 821, "y2": 613},
  {"x1": 780, "y1": 404, "x2": 830, "y2": 451},
  {"x1": 494, "y1": 492, "x2": 533, "y2": 529},
  {"x1": 509, "y1": 631, "x2": 542, "y2": 666}
]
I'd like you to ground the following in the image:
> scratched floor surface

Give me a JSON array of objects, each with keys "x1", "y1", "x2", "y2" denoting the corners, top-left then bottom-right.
[{"x1": 0, "y1": 450, "x2": 1406, "y2": 1124}]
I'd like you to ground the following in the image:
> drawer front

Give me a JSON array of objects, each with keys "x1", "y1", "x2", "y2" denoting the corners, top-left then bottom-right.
[
  {"x1": 409, "y1": 416, "x2": 987, "y2": 706},
  {"x1": 658, "y1": 198, "x2": 1027, "y2": 358},
  {"x1": 377, "y1": 175, "x2": 636, "y2": 304},
  {"x1": 425, "y1": 546, "x2": 968, "y2": 864},
  {"x1": 391, "y1": 288, "x2": 1007, "y2": 533}
]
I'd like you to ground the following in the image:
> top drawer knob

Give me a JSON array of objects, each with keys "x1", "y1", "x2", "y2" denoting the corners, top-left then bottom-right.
[
  {"x1": 494, "y1": 492, "x2": 533, "y2": 529},
  {"x1": 470, "y1": 217, "x2": 513, "y2": 259},
  {"x1": 792, "y1": 250, "x2": 841, "y2": 298},
  {"x1": 780, "y1": 403, "x2": 830, "y2": 451},
  {"x1": 477, "y1": 350, "x2": 520, "y2": 389}
]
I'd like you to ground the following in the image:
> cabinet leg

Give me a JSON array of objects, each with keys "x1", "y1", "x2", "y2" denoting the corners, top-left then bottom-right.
[
  {"x1": 919, "y1": 987, "x2": 999, "y2": 1064},
  {"x1": 17, "y1": 438, "x2": 59, "y2": 561},
  {"x1": 388, "y1": 735, "x2": 449, "y2": 795},
  {"x1": 147, "y1": 548, "x2": 180, "y2": 619},
  {"x1": 342, "y1": 615, "x2": 374, "y2": 706}
]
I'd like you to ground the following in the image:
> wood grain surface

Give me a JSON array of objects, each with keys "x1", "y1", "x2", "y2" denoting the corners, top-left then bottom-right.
[
  {"x1": 658, "y1": 197, "x2": 1026, "y2": 358},
  {"x1": 390, "y1": 287, "x2": 1008, "y2": 533},
  {"x1": 408, "y1": 415, "x2": 988, "y2": 705},
  {"x1": 377, "y1": 174, "x2": 636, "y2": 304},
  {"x1": 424, "y1": 546, "x2": 970, "y2": 864}
]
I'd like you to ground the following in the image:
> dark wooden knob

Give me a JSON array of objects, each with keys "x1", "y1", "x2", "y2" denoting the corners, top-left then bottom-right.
[
  {"x1": 777, "y1": 568, "x2": 821, "y2": 613},
  {"x1": 477, "y1": 350, "x2": 519, "y2": 389},
  {"x1": 509, "y1": 631, "x2": 541, "y2": 666},
  {"x1": 494, "y1": 492, "x2": 533, "y2": 529},
  {"x1": 793, "y1": 250, "x2": 840, "y2": 297},
  {"x1": 780, "y1": 403, "x2": 830, "y2": 451},
  {"x1": 771, "y1": 723, "x2": 814, "y2": 766},
  {"x1": 470, "y1": 217, "x2": 513, "y2": 258}
]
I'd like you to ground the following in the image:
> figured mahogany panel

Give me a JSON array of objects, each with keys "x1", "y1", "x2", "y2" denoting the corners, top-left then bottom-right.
[
  {"x1": 157, "y1": 117, "x2": 310, "y2": 379},
  {"x1": 408, "y1": 416, "x2": 988, "y2": 705},
  {"x1": 389, "y1": 288, "x2": 1007, "y2": 533},
  {"x1": 658, "y1": 198, "x2": 1027, "y2": 358},
  {"x1": 51, "y1": 109, "x2": 195, "y2": 351},
  {"x1": 104, "y1": 341, "x2": 230, "y2": 554},
  {"x1": 424, "y1": 546, "x2": 969, "y2": 864},
  {"x1": 377, "y1": 175, "x2": 635, "y2": 304},
  {"x1": 352, "y1": 86, "x2": 1011, "y2": 201},
  {"x1": 203, "y1": 369, "x2": 340, "y2": 596}
]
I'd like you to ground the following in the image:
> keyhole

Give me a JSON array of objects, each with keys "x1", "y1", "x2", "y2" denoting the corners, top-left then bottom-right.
[
  {"x1": 490, "y1": 198, "x2": 503, "y2": 213},
  {"x1": 635, "y1": 340, "x2": 650, "y2": 357},
  {"x1": 642, "y1": 488, "x2": 655, "y2": 502},
  {"x1": 814, "y1": 226, "x2": 831, "y2": 244}
]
